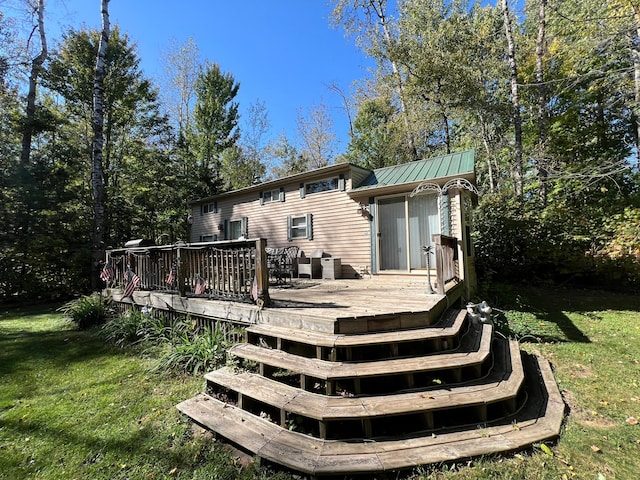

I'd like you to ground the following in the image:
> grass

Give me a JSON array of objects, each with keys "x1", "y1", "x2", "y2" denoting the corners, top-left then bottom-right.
[
  {"x1": 1, "y1": 286, "x2": 639, "y2": 479},
  {"x1": 0, "y1": 304, "x2": 291, "y2": 480}
]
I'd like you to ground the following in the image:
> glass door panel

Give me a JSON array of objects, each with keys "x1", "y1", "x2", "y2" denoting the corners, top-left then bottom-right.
[
  {"x1": 378, "y1": 197, "x2": 407, "y2": 270},
  {"x1": 408, "y1": 194, "x2": 439, "y2": 269}
]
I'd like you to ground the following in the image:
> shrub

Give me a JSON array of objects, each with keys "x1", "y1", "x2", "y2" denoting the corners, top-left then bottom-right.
[
  {"x1": 58, "y1": 293, "x2": 110, "y2": 329},
  {"x1": 156, "y1": 324, "x2": 231, "y2": 375},
  {"x1": 101, "y1": 308, "x2": 148, "y2": 347}
]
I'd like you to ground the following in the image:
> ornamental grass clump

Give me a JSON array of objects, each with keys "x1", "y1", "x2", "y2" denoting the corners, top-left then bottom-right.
[
  {"x1": 156, "y1": 324, "x2": 230, "y2": 375},
  {"x1": 58, "y1": 293, "x2": 110, "y2": 329}
]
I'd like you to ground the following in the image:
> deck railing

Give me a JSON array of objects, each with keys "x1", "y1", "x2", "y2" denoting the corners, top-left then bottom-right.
[
  {"x1": 104, "y1": 238, "x2": 270, "y2": 306},
  {"x1": 433, "y1": 234, "x2": 459, "y2": 294}
]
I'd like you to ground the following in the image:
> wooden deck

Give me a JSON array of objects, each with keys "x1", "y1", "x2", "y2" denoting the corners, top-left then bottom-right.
[
  {"x1": 170, "y1": 276, "x2": 564, "y2": 477},
  {"x1": 114, "y1": 275, "x2": 460, "y2": 333}
]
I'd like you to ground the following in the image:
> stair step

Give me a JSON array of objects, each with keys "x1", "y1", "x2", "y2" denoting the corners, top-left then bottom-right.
[
  {"x1": 177, "y1": 355, "x2": 563, "y2": 476},
  {"x1": 207, "y1": 338, "x2": 523, "y2": 427},
  {"x1": 334, "y1": 295, "x2": 450, "y2": 334},
  {"x1": 230, "y1": 323, "x2": 493, "y2": 395},
  {"x1": 246, "y1": 308, "x2": 468, "y2": 360}
]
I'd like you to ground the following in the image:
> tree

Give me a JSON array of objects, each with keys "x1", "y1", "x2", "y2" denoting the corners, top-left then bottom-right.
[
  {"x1": 19, "y1": 0, "x2": 47, "y2": 167},
  {"x1": 344, "y1": 96, "x2": 403, "y2": 168},
  {"x1": 160, "y1": 37, "x2": 200, "y2": 138},
  {"x1": 45, "y1": 26, "x2": 175, "y2": 245},
  {"x1": 187, "y1": 62, "x2": 240, "y2": 198},
  {"x1": 501, "y1": 0, "x2": 523, "y2": 198},
  {"x1": 90, "y1": 0, "x2": 110, "y2": 290},
  {"x1": 296, "y1": 101, "x2": 337, "y2": 169},
  {"x1": 331, "y1": 0, "x2": 418, "y2": 159},
  {"x1": 267, "y1": 133, "x2": 306, "y2": 178}
]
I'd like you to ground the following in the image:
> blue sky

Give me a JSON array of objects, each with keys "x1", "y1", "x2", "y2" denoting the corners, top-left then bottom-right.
[{"x1": 44, "y1": 0, "x2": 375, "y2": 152}]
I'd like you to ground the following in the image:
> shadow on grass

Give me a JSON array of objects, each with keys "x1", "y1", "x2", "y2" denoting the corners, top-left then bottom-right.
[
  {"x1": 485, "y1": 284, "x2": 640, "y2": 343},
  {"x1": 0, "y1": 327, "x2": 113, "y2": 377}
]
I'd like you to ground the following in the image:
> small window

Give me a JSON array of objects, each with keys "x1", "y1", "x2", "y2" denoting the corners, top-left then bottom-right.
[
  {"x1": 200, "y1": 234, "x2": 217, "y2": 242},
  {"x1": 202, "y1": 202, "x2": 217, "y2": 214},
  {"x1": 287, "y1": 214, "x2": 313, "y2": 240},
  {"x1": 305, "y1": 178, "x2": 339, "y2": 195},
  {"x1": 261, "y1": 187, "x2": 284, "y2": 204}
]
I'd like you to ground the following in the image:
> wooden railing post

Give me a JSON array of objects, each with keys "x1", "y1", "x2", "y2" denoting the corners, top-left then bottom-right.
[
  {"x1": 254, "y1": 238, "x2": 270, "y2": 307},
  {"x1": 433, "y1": 234, "x2": 446, "y2": 295}
]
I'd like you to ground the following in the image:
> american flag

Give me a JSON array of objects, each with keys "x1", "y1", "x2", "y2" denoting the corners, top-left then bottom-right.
[
  {"x1": 194, "y1": 277, "x2": 206, "y2": 295},
  {"x1": 100, "y1": 263, "x2": 114, "y2": 283},
  {"x1": 123, "y1": 269, "x2": 141, "y2": 298}
]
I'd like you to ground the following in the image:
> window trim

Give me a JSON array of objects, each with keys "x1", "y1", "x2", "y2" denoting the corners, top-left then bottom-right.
[
  {"x1": 260, "y1": 187, "x2": 285, "y2": 205},
  {"x1": 201, "y1": 202, "x2": 217, "y2": 214},
  {"x1": 303, "y1": 177, "x2": 340, "y2": 196},
  {"x1": 287, "y1": 213, "x2": 313, "y2": 241}
]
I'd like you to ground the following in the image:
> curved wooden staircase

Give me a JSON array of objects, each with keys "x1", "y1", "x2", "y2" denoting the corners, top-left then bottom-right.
[{"x1": 177, "y1": 307, "x2": 564, "y2": 477}]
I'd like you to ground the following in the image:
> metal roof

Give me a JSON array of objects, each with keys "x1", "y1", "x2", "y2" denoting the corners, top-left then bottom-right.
[{"x1": 351, "y1": 149, "x2": 475, "y2": 193}]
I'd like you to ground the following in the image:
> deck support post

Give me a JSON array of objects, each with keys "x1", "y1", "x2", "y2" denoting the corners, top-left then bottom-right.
[{"x1": 423, "y1": 411, "x2": 435, "y2": 429}]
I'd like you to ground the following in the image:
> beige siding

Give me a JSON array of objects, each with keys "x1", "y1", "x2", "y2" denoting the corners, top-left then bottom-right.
[{"x1": 191, "y1": 174, "x2": 373, "y2": 278}]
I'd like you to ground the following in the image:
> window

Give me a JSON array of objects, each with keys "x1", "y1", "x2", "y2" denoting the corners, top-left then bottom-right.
[
  {"x1": 229, "y1": 220, "x2": 243, "y2": 240},
  {"x1": 261, "y1": 187, "x2": 284, "y2": 204},
  {"x1": 202, "y1": 202, "x2": 217, "y2": 214},
  {"x1": 300, "y1": 174, "x2": 345, "y2": 198},
  {"x1": 226, "y1": 217, "x2": 248, "y2": 240},
  {"x1": 305, "y1": 178, "x2": 338, "y2": 195},
  {"x1": 200, "y1": 234, "x2": 217, "y2": 242},
  {"x1": 287, "y1": 214, "x2": 313, "y2": 240}
]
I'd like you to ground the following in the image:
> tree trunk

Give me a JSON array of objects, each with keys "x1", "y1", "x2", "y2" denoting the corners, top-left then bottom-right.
[
  {"x1": 478, "y1": 112, "x2": 495, "y2": 193},
  {"x1": 536, "y1": 0, "x2": 548, "y2": 204},
  {"x1": 501, "y1": 0, "x2": 523, "y2": 198},
  {"x1": 20, "y1": 0, "x2": 47, "y2": 167},
  {"x1": 91, "y1": 0, "x2": 110, "y2": 291},
  {"x1": 632, "y1": 4, "x2": 640, "y2": 169},
  {"x1": 370, "y1": 0, "x2": 418, "y2": 160}
]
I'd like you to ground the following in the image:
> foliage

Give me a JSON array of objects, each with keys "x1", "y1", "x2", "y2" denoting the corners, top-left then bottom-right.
[
  {"x1": 343, "y1": 96, "x2": 406, "y2": 168},
  {"x1": 186, "y1": 62, "x2": 240, "y2": 199},
  {"x1": 3, "y1": 289, "x2": 640, "y2": 479},
  {"x1": 58, "y1": 293, "x2": 110, "y2": 329},
  {"x1": 155, "y1": 324, "x2": 231, "y2": 375}
]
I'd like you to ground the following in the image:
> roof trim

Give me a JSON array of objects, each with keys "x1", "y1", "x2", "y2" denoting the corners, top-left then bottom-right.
[{"x1": 188, "y1": 162, "x2": 372, "y2": 205}]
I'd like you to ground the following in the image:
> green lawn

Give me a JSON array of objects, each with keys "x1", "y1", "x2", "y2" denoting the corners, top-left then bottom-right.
[{"x1": 1, "y1": 287, "x2": 639, "y2": 480}]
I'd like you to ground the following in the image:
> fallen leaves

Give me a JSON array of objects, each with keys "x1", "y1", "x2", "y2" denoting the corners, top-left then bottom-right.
[{"x1": 590, "y1": 445, "x2": 602, "y2": 453}]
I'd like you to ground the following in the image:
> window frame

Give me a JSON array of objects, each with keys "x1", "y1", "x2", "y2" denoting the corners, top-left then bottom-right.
[
  {"x1": 201, "y1": 202, "x2": 217, "y2": 214},
  {"x1": 287, "y1": 213, "x2": 313, "y2": 241}
]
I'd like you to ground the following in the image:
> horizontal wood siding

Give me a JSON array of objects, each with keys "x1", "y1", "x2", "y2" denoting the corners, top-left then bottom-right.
[{"x1": 192, "y1": 173, "x2": 372, "y2": 277}]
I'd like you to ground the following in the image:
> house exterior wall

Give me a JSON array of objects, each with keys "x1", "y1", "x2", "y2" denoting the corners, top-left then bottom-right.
[{"x1": 191, "y1": 172, "x2": 372, "y2": 278}]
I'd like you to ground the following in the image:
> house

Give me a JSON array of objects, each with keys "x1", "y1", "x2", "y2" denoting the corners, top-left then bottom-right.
[
  {"x1": 189, "y1": 149, "x2": 478, "y2": 293},
  {"x1": 103, "y1": 149, "x2": 563, "y2": 475}
]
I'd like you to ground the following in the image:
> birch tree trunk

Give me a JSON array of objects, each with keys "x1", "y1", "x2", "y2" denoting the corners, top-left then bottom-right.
[
  {"x1": 370, "y1": 0, "x2": 418, "y2": 160},
  {"x1": 20, "y1": 0, "x2": 47, "y2": 166},
  {"x1": 91, "y1": 0, "x2": 110, "y2": 290},
  {"x1": 536, "y1": 0, "x2": 548, "y2": 204},
  {"x1": 501, "y1": 0, "x2": 523, "y2": 198},
  {"x1": 631, "y1": 3, "x2": 640, "y2": 169}
]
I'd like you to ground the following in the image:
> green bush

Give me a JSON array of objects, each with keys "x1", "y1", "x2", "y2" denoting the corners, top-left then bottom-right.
[
  {"x1": 58, "y1": 293, "x2": 110, "y2": 329},
  {"x1": 101, "y1": 308, "x2": 148, "y2": 346},
  {"x1": 156, "y1": 324, "x2": 231, "y2": 375}
]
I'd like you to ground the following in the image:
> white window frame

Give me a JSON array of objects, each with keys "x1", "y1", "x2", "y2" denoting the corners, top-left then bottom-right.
[
  {"x1": 263, "y1": 189, "x2": 279, "y2": 203},
  {"x1": 202, "y1": 202, "x2": 217, "y2": 214},
  {"x1": 287, "y1": 213, "x2": 313, "y2": 240}
]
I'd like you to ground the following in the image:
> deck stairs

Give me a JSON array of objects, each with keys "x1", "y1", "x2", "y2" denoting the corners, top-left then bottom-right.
[{"x1": 177, "y1": 307, "x2": 564, "y2": 477}]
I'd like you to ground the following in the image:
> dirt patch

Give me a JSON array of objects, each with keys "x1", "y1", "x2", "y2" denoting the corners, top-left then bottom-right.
[
  {"x1": 568, "y1": 363, "x2": 593, "y2": 379},
  {"x1": 562, "y1": 389, "x2": 617, "y2": 428}
]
